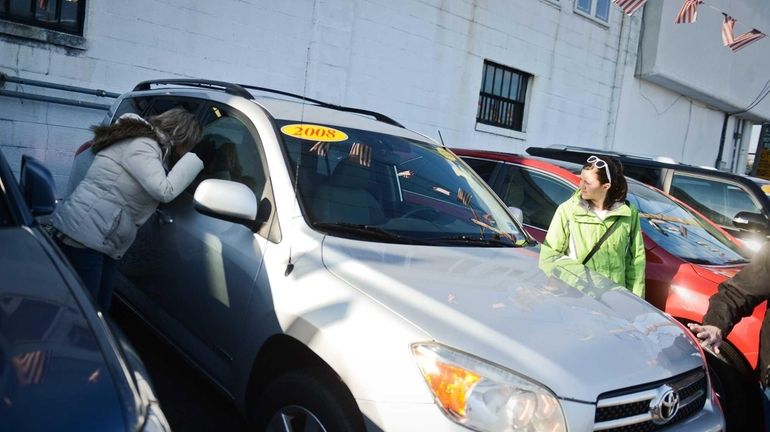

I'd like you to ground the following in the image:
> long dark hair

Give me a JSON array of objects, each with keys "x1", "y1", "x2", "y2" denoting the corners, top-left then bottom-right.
[{"x1": 582, "y1": 155, "x2": 627, "y2": 209}]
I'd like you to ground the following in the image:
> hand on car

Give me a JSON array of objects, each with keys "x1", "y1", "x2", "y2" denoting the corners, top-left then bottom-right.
[{"x1": 687, "y1": 323, "x2": 723, "y2": 354}]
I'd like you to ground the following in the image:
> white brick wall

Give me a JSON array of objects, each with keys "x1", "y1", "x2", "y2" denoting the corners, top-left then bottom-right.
[{"x1": 5, "y1": 0, "x2": 759, "y2": 196}]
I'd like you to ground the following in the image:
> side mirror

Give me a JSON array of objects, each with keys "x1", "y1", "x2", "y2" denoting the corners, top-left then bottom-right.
[
  {"x1": 20, "y1": 155, "x2": 56, "y2": 216},
  {"x1": 193, "y1": 179, "x2": 268, "y2": 229},
  {"x1": 508, "y1": 206, "x2": 523, "y2": 224},
  {"x1": 732, "y1": 211, "x2": 770, "y2": 233}
]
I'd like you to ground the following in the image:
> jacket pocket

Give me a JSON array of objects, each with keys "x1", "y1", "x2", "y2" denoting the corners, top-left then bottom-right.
[{"x1": 103, "y1": 207, "x2": 134, "y2": 250}]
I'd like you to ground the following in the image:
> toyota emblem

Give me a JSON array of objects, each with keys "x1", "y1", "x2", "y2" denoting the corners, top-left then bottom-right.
[{"x1": 650, "y1": 385, "x2": 680, "y2": 425}]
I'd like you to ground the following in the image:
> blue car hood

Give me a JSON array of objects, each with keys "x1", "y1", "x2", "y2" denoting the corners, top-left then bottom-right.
[{"x1": 0, "y1": 229, "x2": 127, "y2": 432}]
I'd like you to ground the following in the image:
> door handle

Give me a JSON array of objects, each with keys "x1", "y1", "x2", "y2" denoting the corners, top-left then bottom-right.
[{"x1": 156, "y1": 209, "x2": 174, "y2": 224}]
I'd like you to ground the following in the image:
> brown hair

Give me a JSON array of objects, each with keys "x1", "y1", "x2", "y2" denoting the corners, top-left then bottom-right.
[
  {"x1": 147, "y1": 107, "x2": 202, "y2": 153},
  {"x1": 582, "y1": 155, "x2": 627, "y2": 209},
  {"x1": 90, "y1": 108, "x2": 201, "y2": 158}
]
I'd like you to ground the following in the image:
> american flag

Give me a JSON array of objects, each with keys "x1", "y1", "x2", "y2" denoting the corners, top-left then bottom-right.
[
  {"x1": 348, "y1": 143, "x2": 372, "y2": 167},
  {"x1": 722, "y1": 15, "x2": 766, "y2": 52},
  {"x1": 612, "y1": 0, "x2": 648, "y2": 16},
  {"x1": 309, "y1": 141, "x2": 329, "y2": 157},
  {"x1": 457, "y1": 188, "x2": 472, "y2": 206},
  {"x1": 674, "y1": 0, "x2": 702, "y2": 24},
  {"x1": 12, "y1": 350, "x2": 49, "y2": 385}
]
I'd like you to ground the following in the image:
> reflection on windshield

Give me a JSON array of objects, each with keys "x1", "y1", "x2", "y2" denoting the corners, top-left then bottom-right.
[
  {"x1": 280, "y1": 122, "x2": 524, "y2": 246},
  {"x1": 627, "y1": 183, "x2": 749, "y2": 265}
]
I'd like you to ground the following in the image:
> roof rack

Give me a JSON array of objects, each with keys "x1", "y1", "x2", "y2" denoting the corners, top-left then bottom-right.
[
  {"x1": 131, "y1": 79, "x2": 405, "y2": 129},
  {"x1": 133, "y1": 79, "x2": 254, "y2": 100},
  {"x1": 238, "y1": 84, "x2": 404, "y2": 128}
]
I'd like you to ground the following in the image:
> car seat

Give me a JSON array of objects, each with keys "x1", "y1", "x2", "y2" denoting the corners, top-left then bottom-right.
[{"x1": 310, "y1": 158, "x2": 386, "y2": 225}]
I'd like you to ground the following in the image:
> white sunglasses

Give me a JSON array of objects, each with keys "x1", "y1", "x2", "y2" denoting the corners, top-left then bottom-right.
[{"x1": 587, "y1": 155, "x2": 611, "y2": 184}]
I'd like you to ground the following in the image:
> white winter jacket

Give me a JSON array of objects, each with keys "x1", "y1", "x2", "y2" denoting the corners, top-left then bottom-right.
[{"x1": 53, "y1": 137, "x2": 203, "y2": 259}]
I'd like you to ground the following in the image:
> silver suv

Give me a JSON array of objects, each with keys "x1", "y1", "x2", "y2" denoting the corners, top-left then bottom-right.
[{"x1": 72, "y1": 79, "x2": 724, "y2": 431}]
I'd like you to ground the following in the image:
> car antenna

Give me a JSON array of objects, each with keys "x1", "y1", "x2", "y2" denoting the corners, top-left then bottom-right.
[{"x1": 438, "y1": 130, "x2": 446, "y2": 148}]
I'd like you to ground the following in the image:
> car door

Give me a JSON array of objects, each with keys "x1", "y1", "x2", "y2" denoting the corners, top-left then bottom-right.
[
  {"x1": 125, "y1": 101, "x2": 275, "y2": 382},
  {"x1": 668, "y1": 172, "x2": 764, "y2": 241}
]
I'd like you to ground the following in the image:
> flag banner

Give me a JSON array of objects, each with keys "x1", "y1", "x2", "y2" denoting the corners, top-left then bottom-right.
[
  {"x1": 674, "y1": 0, "x2": 702, "y2": 24},
  {"x1": 722, "y1": 15, "x2": 766, "y2": 52},
  {"x1": 612, "y1": 0, "x2": 648, "y2": 15},
  {"x1": 722, "y1": 15, "x2": 736, "y2": 45}
]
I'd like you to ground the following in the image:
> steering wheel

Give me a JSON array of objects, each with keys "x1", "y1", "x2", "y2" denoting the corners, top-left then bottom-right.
[{"x1": 401, "y1": 207, "x2": 440, "y2": 221}]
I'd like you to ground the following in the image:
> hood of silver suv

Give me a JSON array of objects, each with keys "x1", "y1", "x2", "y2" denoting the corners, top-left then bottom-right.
[{"x1": 321, "y1": 236, "x2": 704, "y2": 402}]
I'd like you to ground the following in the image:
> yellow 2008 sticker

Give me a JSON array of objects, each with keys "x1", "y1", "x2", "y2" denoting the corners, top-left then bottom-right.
[{"x1": 280, "y1": 124, "x2": 349, "y2": 142}]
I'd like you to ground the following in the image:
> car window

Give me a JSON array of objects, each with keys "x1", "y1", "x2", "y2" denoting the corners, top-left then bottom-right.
[
  {"x1": 623, "y1": 165, "x2": 662, "y2": 187},
  {"x1": 278, "y1": 121, "x2": 524, "y2": 246},
  {"x1": 190, "y1": 105, "x2": 268, "y2": 201},
  {"x1": 462, "y1": 158, "x2": 499, "y2": 182},
  {"x1": 496, "y1": 164, "x2": 574, "y2": 229},
  {"x1": 628, "y1": 182, "x2": 748, "y2": 265},
  {"x1": 670, "y1": 174, "x2": 762, "y2": 226}
]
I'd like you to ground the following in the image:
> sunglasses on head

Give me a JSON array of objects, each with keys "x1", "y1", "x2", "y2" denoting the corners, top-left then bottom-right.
[{"x1": 587, "y1": 155, "x2": 611, "y2": 184}]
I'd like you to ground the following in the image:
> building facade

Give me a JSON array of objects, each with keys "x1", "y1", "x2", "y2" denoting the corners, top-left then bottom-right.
[{"x1": 1, "y1": 0, "x2": 768, "y2": 194}]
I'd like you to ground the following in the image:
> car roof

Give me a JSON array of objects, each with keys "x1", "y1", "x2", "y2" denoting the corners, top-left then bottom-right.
[
  {"x1": 125, "y1": 79, "x2": 436, "y2": 144},
  {"x1": 527, "y1": 145, "x2": 752, "y2": 180}
]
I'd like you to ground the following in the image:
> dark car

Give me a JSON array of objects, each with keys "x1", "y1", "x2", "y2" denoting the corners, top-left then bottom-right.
[
  {"x1": 528, "y1": 145, "x2": 770, "y2": 251},
  {"x1": 0, "y1": 151, "x2": 170, "y2": 432}
]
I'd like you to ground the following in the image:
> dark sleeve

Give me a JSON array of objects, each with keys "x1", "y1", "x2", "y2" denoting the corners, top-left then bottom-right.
[{"x1": 702, "y1": 243, "x2": 770, "y2": 336}]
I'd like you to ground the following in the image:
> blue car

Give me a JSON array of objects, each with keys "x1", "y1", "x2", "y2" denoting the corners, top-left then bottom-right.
[{"x1": 0, "y1": 150, "x2": 170, "y2": 432}]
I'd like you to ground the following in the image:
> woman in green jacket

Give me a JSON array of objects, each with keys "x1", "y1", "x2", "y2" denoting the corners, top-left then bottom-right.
[{"x1": 539, "y1": 155, "x2": 646, "y2": 297}]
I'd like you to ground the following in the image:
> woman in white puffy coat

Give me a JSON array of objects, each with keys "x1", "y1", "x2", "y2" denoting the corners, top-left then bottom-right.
[{"x1": 52, "y1": 108, "x2": 204, "y2": 311}]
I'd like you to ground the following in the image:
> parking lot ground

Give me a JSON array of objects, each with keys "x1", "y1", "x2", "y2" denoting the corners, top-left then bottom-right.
[{"x1": 112, "y1": 304, "x2": 249, "y2": 432}]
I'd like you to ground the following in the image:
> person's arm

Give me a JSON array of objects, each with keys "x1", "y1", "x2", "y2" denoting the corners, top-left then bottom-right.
[
  {"x1": 121, "y1": 138, "x2": 204, "y2": 203},
  {"x1": 625, "y1": 209, "x2": 646, "y2": 298},
  {"x1": 690, "y1": 243, "x2": 770, "y2": 352}
]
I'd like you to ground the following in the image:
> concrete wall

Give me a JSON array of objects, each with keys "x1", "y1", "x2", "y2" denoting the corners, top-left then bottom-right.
[
  {"x1": 1, "y1": 0, "x2": 635, "y2": 196},
  {"x1": 611, "y1": 0, "x2": 770, "y2": 169}
]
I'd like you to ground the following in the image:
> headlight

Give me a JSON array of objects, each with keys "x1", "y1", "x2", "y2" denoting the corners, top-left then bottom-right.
[
  {"x1": 411, "y1": 342, "x2": 566, "y2": 432},
  {"x1": 140, "y1": 402, "x2": 170, "y2": 432}
]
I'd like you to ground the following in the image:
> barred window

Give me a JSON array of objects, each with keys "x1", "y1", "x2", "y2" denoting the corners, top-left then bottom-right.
[
  {"x1": 477, "y1": 61, "x2": 531, "y2": 132},
  {"x1": 1, "y1": 0, "x2": 86, "y2": 35}
]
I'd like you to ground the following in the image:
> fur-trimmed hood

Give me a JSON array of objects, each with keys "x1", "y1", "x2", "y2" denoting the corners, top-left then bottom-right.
[{"x1": 91, "y1": 114, "x2": 162, "y2": 153}]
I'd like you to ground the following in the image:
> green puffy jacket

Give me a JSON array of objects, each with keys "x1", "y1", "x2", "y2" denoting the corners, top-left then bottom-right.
[{"x1": 539, "y1": 191, "x2": 646, "y2": 297}]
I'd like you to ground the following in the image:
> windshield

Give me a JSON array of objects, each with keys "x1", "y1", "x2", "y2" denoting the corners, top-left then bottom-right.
[
  {"x1": 627, "y1": 182, "x2": 749, "y2": 265},
  {"x1": 278, "y1": 121, "x2": 525, "y2": 246}
]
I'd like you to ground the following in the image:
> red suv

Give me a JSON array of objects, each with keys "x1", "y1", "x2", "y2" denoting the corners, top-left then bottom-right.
[{"x1": 455, "y1": 149, "x2": 765, "y2": 430}]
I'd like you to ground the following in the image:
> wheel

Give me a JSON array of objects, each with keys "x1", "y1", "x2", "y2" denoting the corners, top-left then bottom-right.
[
  {"x1": 252, "y1": 368, "x2": 366, "y2": 432},
  {"x1": 706, "y1": 343, "x2": 763, "y2": 431}
]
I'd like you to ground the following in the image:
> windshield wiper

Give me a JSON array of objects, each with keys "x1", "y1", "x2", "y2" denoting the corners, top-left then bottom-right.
[
  {"x1": 312, "y1": 222, "x2": 430, "y2": 245},
  {"x1": 429, "y1": 235, "x2": 521, "y2": 247}
]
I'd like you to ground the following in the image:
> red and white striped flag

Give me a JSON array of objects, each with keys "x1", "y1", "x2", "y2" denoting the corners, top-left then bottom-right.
[
  {"x1": 12, "y1": 350, "x2": 49, "y2": 385},
  {"x1": 674, "y1": 0, "x2": 702, "y2": 24},
  {"x1": 457, "y1": 188, "x2": 472, "y2": 206},
  {"x1": 348, "y1": 142, "x2": 372, "y2": 167},
  {"x1": 722, "y1": 15, "x2": 766, "y2": 52},
  {"x1": 612, "y1": 0, "x2": 648, "y2": 16}
]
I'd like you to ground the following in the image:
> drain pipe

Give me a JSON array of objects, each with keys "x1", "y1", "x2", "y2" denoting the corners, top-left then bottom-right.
[
  {"x1": 0, "y1": 73, "x2": 118, "y2": 110},
  {"x1": 714, "y1": 112, "x2": 730, "y2": 170},
  {"x1": 1, "y1": 73, "x2": 120, "y2": 98}
]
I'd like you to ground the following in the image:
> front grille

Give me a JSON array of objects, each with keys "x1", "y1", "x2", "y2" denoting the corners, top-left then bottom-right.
[{"x1": 593, "y1": 368, "x2": 708, "y2": 432}]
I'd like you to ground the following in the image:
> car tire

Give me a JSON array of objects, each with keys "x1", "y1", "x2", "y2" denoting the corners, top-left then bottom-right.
[
  {"x1": 252, "y1": 367, "x2": 366, "y2": 432},
  {"x1": 706, "y1": 344, "x2": 763, "y2": 431}
]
